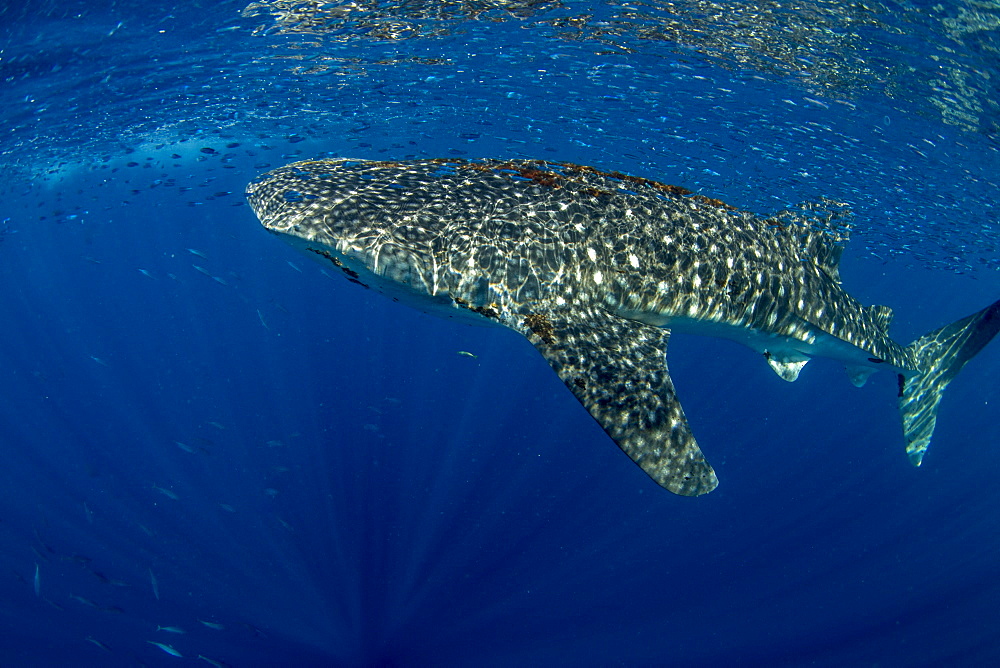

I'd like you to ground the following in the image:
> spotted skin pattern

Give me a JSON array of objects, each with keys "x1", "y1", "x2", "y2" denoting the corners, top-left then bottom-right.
[
  {"x1": 899, "y1": 302, "x2": 1000, "y2": 465},
  {"x1": 247, "y1": 158, "x2": 1000, "y2": 495}
]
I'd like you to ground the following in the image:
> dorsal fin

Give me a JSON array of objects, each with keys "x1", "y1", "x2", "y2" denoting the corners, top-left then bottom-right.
[
  {"x1": 811, "y1": 236, "x2": 845, "y2": 284},
  {"x1": 769, "y1": 199, "x2": 852, "y2": 284},
  {"x1": 869, "y1": 305, "x2": 894, "y2": 333}
]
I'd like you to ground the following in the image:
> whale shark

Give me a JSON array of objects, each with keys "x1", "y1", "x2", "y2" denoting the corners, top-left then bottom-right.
[{"x1": 246, "y1": 158, "x2": 1000, "y2": 496}]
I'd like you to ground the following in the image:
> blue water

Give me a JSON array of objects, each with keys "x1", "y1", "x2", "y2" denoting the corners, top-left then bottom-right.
[{"x1": 2, "y1": 1, "x2": 1000, "y2": 666}]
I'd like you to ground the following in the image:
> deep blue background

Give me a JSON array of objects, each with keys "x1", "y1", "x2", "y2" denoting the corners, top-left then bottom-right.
[{"x1": 1, "y1": 1, "x2": 999, "y2": 666}]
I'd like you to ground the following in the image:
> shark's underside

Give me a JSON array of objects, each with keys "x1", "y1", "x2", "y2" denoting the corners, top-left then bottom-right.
[{"x1": 246, "y1": 158, "x2": 1000, "y2": 496}]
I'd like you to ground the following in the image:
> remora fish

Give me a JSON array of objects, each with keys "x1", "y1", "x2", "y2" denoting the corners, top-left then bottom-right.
[{"x1": 246, "y1": 158, "x2": 1000, "y2": 496}]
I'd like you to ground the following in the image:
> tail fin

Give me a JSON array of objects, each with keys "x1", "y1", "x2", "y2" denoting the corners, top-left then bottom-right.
[{"x1": 899, "y1": 298, "x2": 1000, "y2": 465}]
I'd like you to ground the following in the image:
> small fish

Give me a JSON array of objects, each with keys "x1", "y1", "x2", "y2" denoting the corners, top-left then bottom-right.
[
  {"x1": 198, "y1": 655, "x2": 230, "y2": 668},
  {"x1": 175, "y1": 441, "x2": 196, "y2": 454},
  {"x1": 208, "y1": 421, "x2": 226, "y2": 430},
  {"x1": 212, "y1": 275, "x2": 229, "y2": 286},
  {"x1": 198, "y1": 620, "x2": 225, "y2": 630},
  {"x1": 147, "y1": 640, "x2": 183, "y2": 658},
  {"x1": 218, "y1": 503, "x2": 236, "y2": 513},
  {"x1": 83, "y1": 501, "x2": 93, "y2": 524},
  {"x1": 42, "y1": 597, "x2": 64, "y2": 611},
  {"x1": 193, "y1": 264, "x2": 212, "y2": 276},
  {"x1": 149, "y1": 568, "x2": 160, "y2": 601},
  {"x1": 187, "y1": 248, "x2": 208, "y2": 258},
  {"x1": 138, "y1": 268, "x2": 155, "y2": 279},
  {"x1": 90, "y1": 355, "x2": 109, "y2": 366},
  {"x1": 101, "y1": 605, "x2": 125, "y2": 614},
  {"x1": 457, "y1": 350, "x2": 478, "y2": 358},
  {"x1": 287, "y1": 260, "x2": 302, "y2": 273},
  {"x1": 157, "y1": 625, "x2": 186, "y2": 634},
  {"x1": 34, "y1": 529, "x2": 55, "y2": 554},
  {"x1": 242, "y1": 622, "x2": 267, "y2": 638},
  {"x1": 152, "y1": 484, "x2": 179, "y2": 500},
  {"x1": 86, "y1": 636, "x2": 112, "y2": 652},
  {"x1": 33, "y1": 563, "x2": 40, "y2": 597},
  {"x1": 35, "y1": 528, "x2": 56, "y2": 561},
  {"x1": 257, "y1": 309, "x2": 269, "y2": 330},
  {"x1": 70, "y1": 593, "x2": 99, "y2": 608}
]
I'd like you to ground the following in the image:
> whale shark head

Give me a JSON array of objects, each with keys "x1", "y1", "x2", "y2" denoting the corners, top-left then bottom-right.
[
  {"x1": 246, "y1": 158, "x2": 498, "y2": 317},
  {"x1": 247, "y1": 159, "x2": 436, "y2": 289}
]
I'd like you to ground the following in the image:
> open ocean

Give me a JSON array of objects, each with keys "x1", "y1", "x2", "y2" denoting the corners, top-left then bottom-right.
[{"x1": 2, "y1": 1, "x2": 999, "y2": 666}]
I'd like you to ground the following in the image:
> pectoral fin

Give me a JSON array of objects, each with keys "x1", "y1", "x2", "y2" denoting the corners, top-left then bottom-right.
[{"x1": 514, "y1": 306, "x2": 718, "y2": 496}]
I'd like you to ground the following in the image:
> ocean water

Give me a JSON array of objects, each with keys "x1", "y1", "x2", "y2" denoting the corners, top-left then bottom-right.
[{"x1": 2, "y1": 1, "x2": 999, "y2": 666}]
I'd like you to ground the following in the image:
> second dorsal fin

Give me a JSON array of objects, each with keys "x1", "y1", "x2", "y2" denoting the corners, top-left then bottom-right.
[{"x1": 869, "y1": 305, "x2": 894, "y2": 333}]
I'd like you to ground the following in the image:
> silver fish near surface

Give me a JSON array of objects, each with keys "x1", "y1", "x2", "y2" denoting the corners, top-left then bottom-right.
[
  {"x1": 70, "y1": 593, "x2": 99, "y2": 607},
  {"x1": 247, "y1": 158, "x2": 1000, "y2": 496},
  {"x1": 149, "y1": 568, "x2": 160, "y2": 600},
  {"x1": 86, "y1": 636, "x2": 112, "y2": 652},
  {"x1": 152, "y1": 483, "x2": 179, "y2": 501},
  {"x1": 147, "y1": 640, "x2": 182, "y2": 657},
  {"x1": 157, "y1": 625, "x2": 186, "y2": 634}
]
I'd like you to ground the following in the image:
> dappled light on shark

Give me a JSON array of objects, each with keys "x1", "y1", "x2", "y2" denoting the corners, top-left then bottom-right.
[{"x1": 247, "y1": 157, "x2": 1000, "y2": 496}]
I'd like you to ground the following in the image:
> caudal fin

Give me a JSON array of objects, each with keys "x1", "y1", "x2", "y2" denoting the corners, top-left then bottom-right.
[{"x1": 899, "y1": 298, "x2": 1000, "y2": 465}]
